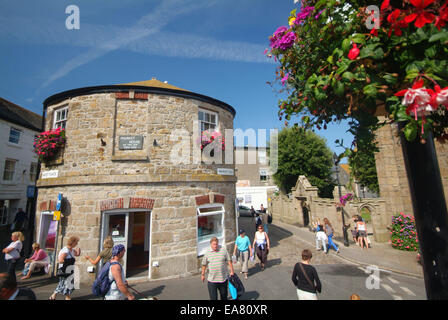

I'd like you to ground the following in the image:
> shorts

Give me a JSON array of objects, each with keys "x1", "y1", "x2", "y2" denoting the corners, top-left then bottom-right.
[{"x1": 358, "y1": 231, "x2": 367, "y2": 237}]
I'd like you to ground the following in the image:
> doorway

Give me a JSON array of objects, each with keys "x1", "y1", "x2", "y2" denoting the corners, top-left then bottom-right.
[{"x1": 101, "y1": 210, "x2": 151, "y2": 279}]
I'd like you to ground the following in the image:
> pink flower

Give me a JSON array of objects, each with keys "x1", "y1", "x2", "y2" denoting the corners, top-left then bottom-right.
[{"x1": 281, "y1": 73, "x2": 289, "y2": 86}]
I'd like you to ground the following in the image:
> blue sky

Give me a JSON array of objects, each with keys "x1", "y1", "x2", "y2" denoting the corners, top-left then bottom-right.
[{"x1": 0, "y1": 0, "x2": 353, "y2": 155}]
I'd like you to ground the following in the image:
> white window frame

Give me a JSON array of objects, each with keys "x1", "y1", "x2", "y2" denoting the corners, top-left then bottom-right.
[
  {"x1": 198, "y1": 109, "x2": 219, "y2": 142},
  {"x1": 53, "y1": 106, "x2": 69, "y2": 129},
  {"x1": 196, "y1": 203, "x2": 225, "y2": 256},
  {"x1": 3, "y1": 159, "x2": 17, "y2": 181},
  {"x1": 8, "y1": 127, "x2": 21, "y2": 144}
]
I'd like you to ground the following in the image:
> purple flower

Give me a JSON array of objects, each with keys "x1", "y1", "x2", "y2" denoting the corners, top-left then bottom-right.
[
  {"x1": 281, "y1": 73, "x2": 289, "y2": 86},
  {"x1": 315, "y1": 9, "x2": 325, "y2": 19}
]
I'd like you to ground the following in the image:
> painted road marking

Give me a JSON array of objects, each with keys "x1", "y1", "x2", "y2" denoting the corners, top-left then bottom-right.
[
  {"x1": 387, "y1": 276, "x2": 399, "y2": 284},
  {"x1": 400, "y1": 286, "x2": 416, "y2": 296},
  {"x1": 381, "y1": 283, "x2": 396, "y2": 294}
]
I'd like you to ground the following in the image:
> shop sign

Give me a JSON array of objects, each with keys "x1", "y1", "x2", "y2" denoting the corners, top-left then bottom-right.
[
  {"x1": 217, "y1": 168, "x2": 234, "y2": 175},
  {"x1": 42, "y1": 170, "x2": 59, "y2": 179},
  {"x1": 118, "y1": 136, "x2": 143, "y2": 150}
]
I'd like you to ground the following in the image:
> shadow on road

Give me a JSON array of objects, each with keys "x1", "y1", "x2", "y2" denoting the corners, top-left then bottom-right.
[{"x1": 242, "y1": 290, "x2": 260, "y2": 300}]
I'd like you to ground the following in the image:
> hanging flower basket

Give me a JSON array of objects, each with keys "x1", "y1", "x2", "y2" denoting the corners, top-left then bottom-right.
[
  {"x1": 339, "y1": 193, "x2": 354, "y2": 206},
  {"x1": 199, "y1": 130, "x2": 225, "y2": 151},
  {"x1": 33, "y1": 127, "x2": 66, "y2": 162}
]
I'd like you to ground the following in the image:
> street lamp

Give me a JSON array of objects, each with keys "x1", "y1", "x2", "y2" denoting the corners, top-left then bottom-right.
[{"x1": 333, "y1": 152, "x2": 350, "y2": 247}]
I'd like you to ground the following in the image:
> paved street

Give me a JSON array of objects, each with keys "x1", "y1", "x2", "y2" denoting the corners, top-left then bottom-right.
[{"x1": 4, "y1": 216, "x2": 426, "y2": 300}]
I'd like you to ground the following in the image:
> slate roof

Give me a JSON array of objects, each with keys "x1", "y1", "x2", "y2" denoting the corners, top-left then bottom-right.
[{"x1": 0, "y1": 97, "x2": 42, "y2": 132}]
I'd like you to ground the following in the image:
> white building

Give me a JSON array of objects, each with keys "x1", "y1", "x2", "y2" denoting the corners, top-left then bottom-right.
[
  {"x1": 0, "y1": 97, "x2": 42, "y2": 226},
  {"x1": 235, "y1": 147, "x2": 277, "y2": 212}
]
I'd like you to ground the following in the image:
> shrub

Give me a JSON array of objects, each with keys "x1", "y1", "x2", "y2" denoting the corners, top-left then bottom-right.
[{"x1": 390, "y1": 212, "x2": 419, "y2": 251}]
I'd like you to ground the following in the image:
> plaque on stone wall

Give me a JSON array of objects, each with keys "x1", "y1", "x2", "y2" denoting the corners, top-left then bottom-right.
[{"x1": 118, "y1": 136, "x2": 143, "y2": 150}]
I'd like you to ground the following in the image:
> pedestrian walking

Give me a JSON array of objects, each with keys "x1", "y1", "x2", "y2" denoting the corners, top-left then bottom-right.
[
  {"x1": 323, "y1": 218, "x2": 339, "y2": 254},
  {"x1": 49, "y1": 236, "x2": 81, "y2": 300},
  {"x1": 315, "y1": 225, "x2": 328, "y2": 252},
  {"x1": 0, "y1": 272, "x2": 36, "y2": 300},
  {"x1": 262, "y1": 211, "x2": 269, "y2": 234},
  {"x1": 250, "y1": 206, "x2": 256, "y2": 218},
  {"x1": 351, "y1": 215, "x2": 359, "y2": 245},
  {"x1": 2, "y1": 231, "x2": 24, "y2": 283},
  {"x1": 104, "y1": 244, "x2": 135, "y2": 300},
  {"x1": 292, "y1": 249, "x2": 322, "y2": 300},
  {"x1": 201, "y1": 237, "x2": 234, "y2": 300},
  {"x1": 356, "y1": 216, "x2": 369, "y2": 249},
  {"x1": 252, "y1": 224, "x2": 270, "y2": 271},
  {"x1": 11, "y1": 208, "x2": 27, "y2": 232},
  {"x1": 233, "y1": 229, "x2": 252, "y2": 280},
  {"x1": 85, "y1": 236, "x2": 114, "y2": 267},
  {"x1": 259, "y1": 204, "x2": 266, "y2": 214},
  {"x1": 20, "y1": 243, "x2": 50, "y2": 280}
]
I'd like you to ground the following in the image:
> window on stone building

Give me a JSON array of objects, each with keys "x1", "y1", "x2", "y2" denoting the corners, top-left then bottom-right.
[
  {"x1": 53, "y1": 106, "x2": 68, "y2": 129},
  {"x1": 197, "y1": 204, "x2": 225, "y2": 256},
  {"x1": 198, "y1": 109, "x2": 218, "y2": 139},
  {"x1": 8, "y1": 127, "x2": 21, "y2": 144},
  {"x1": 2, "y1": 159, "x2": 17, "y2": 181},
  {"x1": 30, "y1": 162, "x2": 38, "y2": 182}
]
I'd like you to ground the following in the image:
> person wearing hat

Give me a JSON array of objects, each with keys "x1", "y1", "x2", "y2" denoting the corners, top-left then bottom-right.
[
  {"x1": 233, "y1": 229, "x2": 252, "y2": 279},
  {"x1": 104, "y1": 244, "x2": 135, "y2": 300}
]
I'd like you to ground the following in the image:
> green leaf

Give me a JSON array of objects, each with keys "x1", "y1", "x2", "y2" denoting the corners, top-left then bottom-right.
[
  {"x1": 424, "y1": 46, "x2": 437, "y2": 58},
  {"x1": 334, "y1": 81, "x2": 345, "y2": 96},
  {"x1": 404, "y1": 122, "x2": 417, "y2": 142},
  {"x1": 342, "y1": 72, "x2": 354, "y2": 82},
  {"x1": 351, "y1": 34, "x2": 366, "y2": 45},
  {"x1": 396, "y1": 108, "x2": 409, "y2": 122},
  {"x1": 429, "y1": 31, "x2": 448, "y2": 43},
  {"x1": 363, "y1": 84, "x2": 378, "y2": 98},
  {"x1": 383, "y1": 74, "x2": 398, "y2": 85},
  {"x1": 342, "y1": 38, "x2": 351, "y2": 52}
]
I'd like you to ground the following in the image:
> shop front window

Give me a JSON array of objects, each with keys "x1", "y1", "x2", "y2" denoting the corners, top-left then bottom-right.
[{"x1": 197, "y1": 204, "x2": 225, "y2": 256}]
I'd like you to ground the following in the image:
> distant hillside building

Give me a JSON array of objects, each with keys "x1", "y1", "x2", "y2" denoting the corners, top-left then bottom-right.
[
  {"x1": 36, "y1": 78, "x2": 237, "y2": 283},
  {"x1": 0, "y1": 97, "x2": 42, "y2": 227}
]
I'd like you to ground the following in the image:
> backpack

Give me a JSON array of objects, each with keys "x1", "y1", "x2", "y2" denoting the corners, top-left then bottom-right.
[
  {"x1": 256, "y1": 216, "x2": 262, "y2": 226},
  {"x1": 228, "y1": 274, "x2": 245, "y2": 299},
  {"x1": 92, "y1": 261, "x2": 119, "y2": 297},
  {"x1": 267, "y1": 214, "x2": 273, "y2": 224}
]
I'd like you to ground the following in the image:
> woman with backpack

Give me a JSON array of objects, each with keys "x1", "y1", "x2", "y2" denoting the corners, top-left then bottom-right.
[
  {"x1": 104, "y1": 244, "x2": 135, "y2": 300},
  {"x1": 49, "y1": 236, "x2": 81, "y2": 300},
  {"x1": 323, "y1": 218, "x2": 339, "y2": 254},
  {"x1": 2, "y1": 231, "x2": 25, "y2": 283}
]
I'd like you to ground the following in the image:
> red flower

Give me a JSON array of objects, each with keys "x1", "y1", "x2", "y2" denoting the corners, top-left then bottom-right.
[
  {"x1": 405, "y1": 0, "x2": 436, "y2": 28},
  {"x1": 381, "y1": 0, "x2": 390, "y2": 11},
  {"x1": 387, "y1": 9, "x2": 409, "y2": 36},
  {"x1": 348, "y1": 43, "x2": 360, "y2": 60},
  {"x1": 435, "y1": 1, "x2": 448, "y2": 30}
]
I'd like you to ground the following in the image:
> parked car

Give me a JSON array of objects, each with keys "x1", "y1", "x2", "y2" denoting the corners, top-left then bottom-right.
[{"x1": 238, "y1": 205, "x2": 252, "y2": 217}]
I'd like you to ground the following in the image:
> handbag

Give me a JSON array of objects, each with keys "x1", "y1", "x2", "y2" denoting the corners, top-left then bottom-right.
[
  {"x1": 57, "y1": 256, "x2": 76, "y2": 277},
  {"x1": 298, "y1": 262, "x2": 316, "y2": 291}
]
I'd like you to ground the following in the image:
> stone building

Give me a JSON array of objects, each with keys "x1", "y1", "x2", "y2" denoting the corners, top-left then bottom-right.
[
  {"x1": 35, "y1": 78, "x2": 237, "y2": 283},
  {"x1": 235, "y1": 146, "x2": 277, "y2": 211}
]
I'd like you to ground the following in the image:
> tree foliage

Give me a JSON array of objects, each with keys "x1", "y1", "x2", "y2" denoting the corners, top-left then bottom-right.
[
  {"x1": 273, "y1": 127, "x2": 335, "y2": 198},
  {"x1": 266, "y1": 0, "x2": 448, "y2": 169}
]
